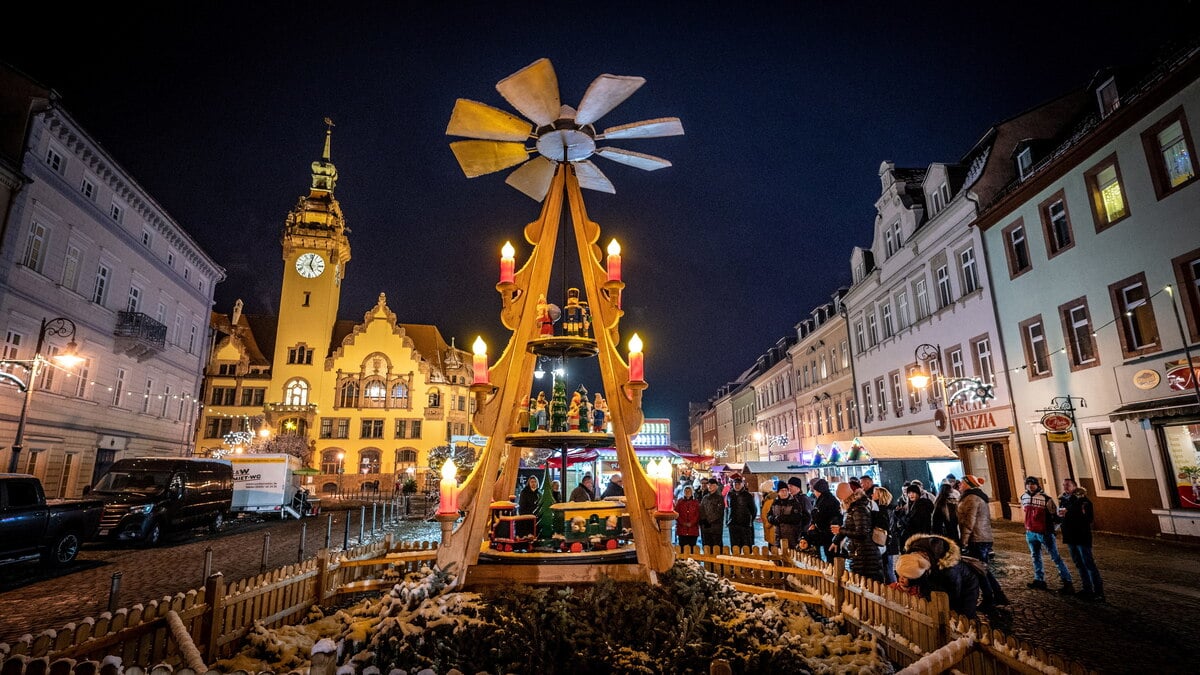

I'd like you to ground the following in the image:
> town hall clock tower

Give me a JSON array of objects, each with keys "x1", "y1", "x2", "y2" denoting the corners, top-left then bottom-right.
[{"x1": 270, "y1": 122, "x2": 351, "y2": 428}]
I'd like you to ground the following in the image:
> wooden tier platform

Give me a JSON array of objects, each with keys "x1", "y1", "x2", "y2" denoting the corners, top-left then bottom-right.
[
  {"x1": 506, "y1": 431, "x2": 615, "y2": 449},
  {"x1": 527, "y1": 336, "x2": 599, "y2": 358}
]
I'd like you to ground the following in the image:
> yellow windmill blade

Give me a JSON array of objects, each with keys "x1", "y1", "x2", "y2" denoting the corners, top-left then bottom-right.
[
  {"x1": 447, "y1": 99, "x2": 533, "y2": 141},
  {"x1": 575, "y1": 74, "x2": 645, "y2": 126},
  {"x1": 496, "y1": 58, "x2": 561, "y2": 128},
  {"x1": 449, "y1": 140, "x2": 530, "y2": 178},
  {"x1": 599, "y1": 117, "x2": 685, "y2": 140}
]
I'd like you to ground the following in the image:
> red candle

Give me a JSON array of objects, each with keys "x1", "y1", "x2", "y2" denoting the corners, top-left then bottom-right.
[
  {"x1": 628, "y1": 333, "x2": 644, "y2": 382},
  {"x1": 438, "y1": 459, "x2": 459, "y2": 514},
  {"x1": 652, "y1": 459, "x2": 673, "y2": 512},
  {"x1": 606, "y1": 239, "x2": 622, "y2": 282},
  {"x1": 500, "y1": 241, "x2": 515, "y2": 284},
  {"x1": 472, "y1": 336, "x2": 488, "y2": 385}
]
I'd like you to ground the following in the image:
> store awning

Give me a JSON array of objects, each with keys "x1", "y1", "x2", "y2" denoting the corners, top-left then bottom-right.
[
  {"x1": 592, "y1": 447, "x2": 715, "y2": 464},
  {"x1": 543, "y1": 449, "x2": 599, "y2": 468},
  {"x1": 852, "y1": 435, "x2": 957, "y2": 460},
  {"x1": 1109, "y1": 394, "x2": 1200, "y2": 421},
  {"x1": 712, "y1": 462, "x2": 745, "y2": 473}
]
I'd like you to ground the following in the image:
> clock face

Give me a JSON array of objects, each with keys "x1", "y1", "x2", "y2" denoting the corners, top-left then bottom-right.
[{"x1": 295, "y1": 252, "x2": 325, "y2": 278}]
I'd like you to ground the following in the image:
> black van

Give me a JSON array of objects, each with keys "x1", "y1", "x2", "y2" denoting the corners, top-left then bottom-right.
[{"x1": 91, "y1": 457, "x2": 233, "y2": 545}]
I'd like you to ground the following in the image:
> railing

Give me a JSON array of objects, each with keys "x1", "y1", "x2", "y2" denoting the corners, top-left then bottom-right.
[
  {"x1": 114, "y1": 311, "x2": 167, "y2": 350},
  {"x1": 264, "y1": 402, "x2": 318, "y2": 414}
]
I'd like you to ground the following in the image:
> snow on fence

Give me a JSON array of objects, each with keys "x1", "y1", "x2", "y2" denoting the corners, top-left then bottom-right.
[
  {"x1": 677, "y1": 544, "x2": 1098, "y2": 675},
  {"x1": 0, "y1": 538, "x2": 440, "y2": 668}
]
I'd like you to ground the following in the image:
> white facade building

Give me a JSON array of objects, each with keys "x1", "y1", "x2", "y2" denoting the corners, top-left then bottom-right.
[
  {"x1": 750, "y1": 337, "x2": 797, "y2": 462},
  {"x1": 977, "y1": 47, "x2": 1200, "y2": 539},
  {"x1": 0, "y1": 72, "x2": 224, "y2": 497}
]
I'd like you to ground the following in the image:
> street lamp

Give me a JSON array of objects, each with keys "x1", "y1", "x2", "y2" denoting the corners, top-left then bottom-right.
[
  {"x1": 907, "y1": 343, "x2": 994, "y2": 455},
  {"x1": 5, "y1": 317, "x2": 82, "y2": 473}
]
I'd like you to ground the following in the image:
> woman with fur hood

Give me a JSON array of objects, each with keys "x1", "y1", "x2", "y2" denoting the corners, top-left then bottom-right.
[
  {"x1": 895, "y1": 533, "x2": 985, "y2": 618},
  {"x1": 833, "y1": 482, "x2": 886, "y2": 582}
]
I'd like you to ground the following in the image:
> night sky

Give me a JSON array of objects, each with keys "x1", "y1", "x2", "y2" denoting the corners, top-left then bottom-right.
[{"x1": 2, "y1": 2, "x2": 1189, "y2": 442}]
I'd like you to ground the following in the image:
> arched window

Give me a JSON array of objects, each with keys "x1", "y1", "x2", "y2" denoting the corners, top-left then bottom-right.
[
  {"x1": 284, "y1": 379, "x2": 309, "y2": 406},
  {"x1": 360, "y1": 448, "x2": 382, "y2": 474},
  {"x1": 428, "y1": 387, "x2": 441, "y2": 408},
  {"x1": 338, "y1": 381, "x2": 358, "y2": 408},
  {"x1": 363, "y1": 378, "x2": 387, "y2": 408},
  {"x1": 396, "y1": 448, "x2": 417, "y2": 463},
  {"x1": 391, "y1": 382, "x2": 409, "y2": 408},
  {"x1": 321, "y1": 449, "x2": 344, "y2": 474}
]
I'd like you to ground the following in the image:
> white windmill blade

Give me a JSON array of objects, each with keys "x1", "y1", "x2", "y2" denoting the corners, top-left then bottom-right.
[
  {"x1": 599, "y1": 117, "x2": 685, "y2": 140},
  {"x1": 505, "y1": 156, "x2": 557, "y2": 201},
  {"x1": 575, "y1": 74, "x2": 646, "y2": 126},
  {"x1": 595, "y1": 147, "x2": 673, "y2": 171},
  {"x1": 449, "y1": 140, "x2": 530, "y2": 178},
  {"x1": 496, "y1": 58, "x2": 561, "y2": 127},
  {"x1": 446, "y1": 99, "x2": 532, "y2": 141},
  {"x1": 573, "y1": 160, "x2": 615, "y2": 194}
]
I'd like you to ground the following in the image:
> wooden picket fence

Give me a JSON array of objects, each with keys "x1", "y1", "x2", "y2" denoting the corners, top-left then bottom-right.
[
  {"x1": 0, "y1": 538, "x2": 439, "y2": 667},
  {"x1": 677, "y1": 544, "x2": 1098, "y2": 675}
]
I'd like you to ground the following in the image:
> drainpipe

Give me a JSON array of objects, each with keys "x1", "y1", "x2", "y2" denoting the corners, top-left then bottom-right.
[{"x1": 965, "y1": 192, "x2": 1028, "y2": 488}]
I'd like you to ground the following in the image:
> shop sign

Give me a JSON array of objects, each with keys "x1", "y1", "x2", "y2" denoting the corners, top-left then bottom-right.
[
  {"x1": 1040, "y1": 412, "x2": 1073, "y2": 432},
  {"x1": 1132, "y1": 369, "x2": 1161, "y2": 390},
  {"x1": 950, "y1": 410, "x2": 998, "y2": 433},
  {"x1": 1047, "y1": 431, "x2": 1074, "y2": 443},
  {"x1": 1166, "y1": 359, "x2": 1200, "y2": 392}
]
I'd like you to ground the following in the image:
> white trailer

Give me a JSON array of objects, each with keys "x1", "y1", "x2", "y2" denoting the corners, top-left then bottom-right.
[{"x1": 230, "y1": 454, "x2": 308, "y2": 519}]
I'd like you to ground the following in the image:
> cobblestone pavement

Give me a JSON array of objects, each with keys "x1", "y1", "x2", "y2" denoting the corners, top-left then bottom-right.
[
  {"x1": 0, "y1": 505, "x2": 441, "y2": 643},
  {"x1": 978, "y1": 520, "x2": 1200, "y2": 674}
]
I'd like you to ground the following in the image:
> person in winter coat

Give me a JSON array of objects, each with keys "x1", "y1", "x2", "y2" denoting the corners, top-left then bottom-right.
[
  {"x1": 674, "y1": 485, "x2": 701, "y2": 548},
  {"x1": 956, "y1": 475, "x2": 1008, "y2": 610},
  {"x1": 897, "y1": 534, "x2": 985, "y2": 619},
  {"x1": 725, "y1": 475, "x2": 757, "y2": 547},
  {"x1": 600, "y1": 473, "x2": 625, "y2": 499},
  {"x1": 699, "y1": 479, "x2": 726, "y2": 549},
  {"x1": 833, "y1": 482, "x2": 886, "y2": 582},
  {"x1": 569, "y1": 474, "x2": 596, "y2": 502},
  {"x1": 807, "y1": 478, "x2": 842, "y2": 561},
  {"x1": 760, "y1": 488, "x2": 777, "y2": 545},
  {"x1": 872, "y1": 486, "x2": 898, "y2": 583},
  {"x1": 1021, "y1": 476, "x2": 1074, "y2": 593},
  {"x1": 900, "y1": 483, "x2": 935, "y2": 544},
  {"x1": 931, "y1": 482, "x2": 960, "y2": 542},
  {"x1": 768, "y1": 484, "x2": 808, "y2": 550},
  {"x1": 1059, "y1": 478, "x2": 1104, "y2": 602},
  {"x1": 517, "y1": 475, "x2": 541, "y2": 516}
]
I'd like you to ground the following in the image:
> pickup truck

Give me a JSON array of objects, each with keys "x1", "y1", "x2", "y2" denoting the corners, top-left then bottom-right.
[{"x1": 0, "y1": 474, "x2": 104, "y2": 566}]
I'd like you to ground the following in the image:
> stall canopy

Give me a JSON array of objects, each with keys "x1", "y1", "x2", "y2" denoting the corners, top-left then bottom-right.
[
  {"x1": 594, "y1": 447, "x2": 714, "y2": 464},
  {"x1": 851, "y1": 435, "x2": 956, "y2": 461},
  {"x1": 542, "y1": 449, "x2": 599, "y2": 468},
  {"x1": 742, "y1": 461, "x2": 815, "y2": 475}
]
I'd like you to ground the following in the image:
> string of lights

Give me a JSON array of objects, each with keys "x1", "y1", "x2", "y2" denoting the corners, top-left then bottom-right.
[{"x1": 0, "y1": 354, "x2": 200, "y2": 402}]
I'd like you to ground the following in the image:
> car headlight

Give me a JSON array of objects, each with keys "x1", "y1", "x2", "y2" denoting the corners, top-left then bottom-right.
[{"x1": 131, "y1": 504, "x2": 155, "y2": 514}]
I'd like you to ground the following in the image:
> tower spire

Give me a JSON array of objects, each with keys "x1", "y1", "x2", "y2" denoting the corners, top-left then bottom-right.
[{"x1": 310, "y1": 118, "x2": 338, "y2": 193}]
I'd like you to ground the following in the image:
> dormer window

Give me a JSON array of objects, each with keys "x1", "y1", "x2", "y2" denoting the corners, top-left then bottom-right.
[
  {"x1": 1017, "y1": 147, "x2": 1034, "y2": 180},
  {"x1": 1097, "y1": 77, "x2": 1120, "y2": 118},
  {"x1": 930, "y1": 190, "x2": 944, "y2": 215}
]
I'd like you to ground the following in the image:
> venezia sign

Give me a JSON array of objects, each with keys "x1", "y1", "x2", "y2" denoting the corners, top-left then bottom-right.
[{"x1": 950, "y1": 411, "x2": 998, "y2": 433}]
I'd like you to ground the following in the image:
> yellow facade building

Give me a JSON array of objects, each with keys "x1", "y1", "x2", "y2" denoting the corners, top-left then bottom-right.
[{"x1": 195, "y1": 129, "x2": 471, "y2": 493}]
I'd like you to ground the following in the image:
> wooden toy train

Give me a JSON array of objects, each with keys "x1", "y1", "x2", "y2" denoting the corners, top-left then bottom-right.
[{"x1": 488, "y1": 499, "x2": 632, "y2": 553}]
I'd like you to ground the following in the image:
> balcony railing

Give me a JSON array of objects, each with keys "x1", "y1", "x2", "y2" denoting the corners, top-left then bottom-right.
[
  {"x1": 113, "y1": 311, "x2": 167, "y2": 359},
  {"x1": 266, "y1": 402, "x2": 319, "y2": 415}
]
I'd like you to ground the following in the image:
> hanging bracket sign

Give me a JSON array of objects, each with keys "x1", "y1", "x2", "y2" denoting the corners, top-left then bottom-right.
[
  {"x1": 1046, "y1": 431, "x2": 1074, "y2": 443},
  {"x1": 1040, "y1": 412, "x2": 1073, "y2": 432}
]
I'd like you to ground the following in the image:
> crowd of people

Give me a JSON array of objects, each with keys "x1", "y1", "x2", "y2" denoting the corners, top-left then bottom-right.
[{"x1": 671, "y1": 470, "x2": 1107, "y2": 620}]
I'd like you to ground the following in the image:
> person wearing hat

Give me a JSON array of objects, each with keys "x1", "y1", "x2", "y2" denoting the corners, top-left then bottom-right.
[
  {"x1": 833, "y1": 481, "x2": 885, "y2": 582},
  {"x1": 699, "y1": 478, "x2": 726, "y2": 549},
  {"x1": 725, "y1": 474, "x2": 757, "y2": 548},
  {"x1": 1020, "y1": 476, "x2": 1074, "y2": 593},
  {"x1": 807, "y1": 478, "x2": 842, "y2": 561},
  {"x1": 674, "y1": 485, "x2": 701, "y2": 549},
  {"x1": 957, "y1": 475, "x2": 1008, "y2": 611},
  {"x1": 896, "y1": 533, "x2": 984, "y2": 619},
  {"x1": 769, "y1": 477, "x2": 811, "y2": 551},
  {"x1": 900, "y1": 482, "x2": 935, "y2": 544},
  {"x1": 1059, "y1": 477, "x2": 1105, "y2": 602}
]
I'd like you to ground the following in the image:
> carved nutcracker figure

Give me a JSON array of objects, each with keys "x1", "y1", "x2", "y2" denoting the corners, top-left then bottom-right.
[
  {"x1": 536, "y1": 294, "x2": 554, "y2": 336},
  {"x1": 592, "y1": 393, "x2": 608, "y2": 432},
  {"x1": 534, "y1": 392, "x2": 549, "y2": 431},
  {"x1": 562, "y1": 288, "x2": 583, "y2": 336},
  {"x1": 567, "y1": 394, "x2": 580, "y2": 431},
  {"x1": 516, "y1": 397, "x2": 530, "y2": 433},
  {"x1": 580, "y1": 300, "x2": 592, "y2": 338}
]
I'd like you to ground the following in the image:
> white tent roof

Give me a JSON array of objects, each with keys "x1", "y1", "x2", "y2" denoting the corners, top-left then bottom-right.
[
  {"x1": 742, "y1": 461, "x2": 815, "y2": 475},
  {"x1": 854, "y1": 435, "x2": 956, "y2": 460}
]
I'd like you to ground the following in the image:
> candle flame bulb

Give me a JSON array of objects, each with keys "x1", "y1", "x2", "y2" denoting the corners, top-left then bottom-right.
[
  {"x1": 629, "y1": 333, "x2": 643, "y2": 353},
  {"x1": 502, "y1": 241, "x2": 515, "y2": 259},
  {"x1": 442, "y1": 458, "x2": 457, "y2": 481},
  {"x1": 473, "y1": 336, "x2": 487, "y2": 355},
  {"x1": 607, "y1": 239, "x2": 621, "y2": 256}
]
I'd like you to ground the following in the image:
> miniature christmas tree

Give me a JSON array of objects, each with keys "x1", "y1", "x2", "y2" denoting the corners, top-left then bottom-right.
[
  {"x1": 537, "y1": 467, "x2": 556, "y2": 541},
  {"x1": 550, "y1": 376, "x2": 568, "y2": 432}
]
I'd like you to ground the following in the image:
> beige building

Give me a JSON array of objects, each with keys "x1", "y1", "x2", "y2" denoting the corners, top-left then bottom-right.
[
  {"x1": 195, "y1": 131, "x2": 470, "y2": 493},
  {"x1": 788, "y1": 290, "x2": 858, "y2": 463}
]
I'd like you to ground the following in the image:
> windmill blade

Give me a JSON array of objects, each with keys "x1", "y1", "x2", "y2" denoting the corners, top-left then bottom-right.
[
  {"x1": 496, "y1": 58, "x2": 561, "y2": 127},
  {"x1": 595, "y1": 147, "x2": 672, "y2": 171},
  {"x1": 446, "y1": 99, "x2": 532, "y2": 141},
  {"x1": 505, "y1": 156, "x2": 557, "y2": 201},
  {"x1": 600, "y1": 117, "x2": 685, "y2": 140},
  {"x1": 449, "y1": 140, "x2": 530, "y2": 178},
  {"x1": 575, "y1": 74, "x2": 646, "y2": 126},
  {"x1": 573, "y1": 160, "x2": 615, "y2": 194}
]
